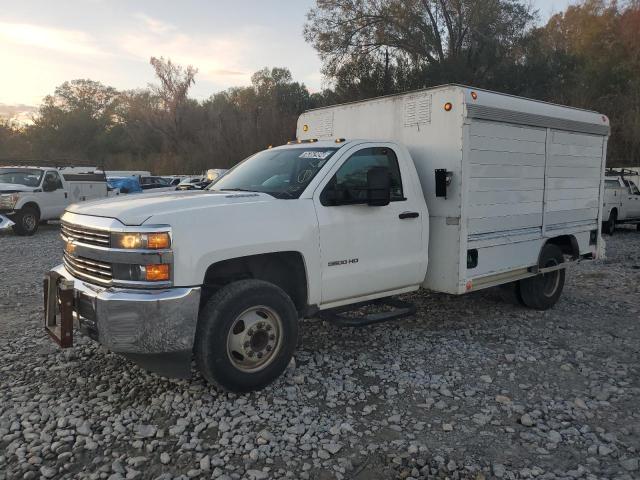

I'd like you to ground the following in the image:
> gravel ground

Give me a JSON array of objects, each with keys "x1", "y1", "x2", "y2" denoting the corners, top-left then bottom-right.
[{"x1": 1, "y1": 224, "x2": 639, "y2": 480}]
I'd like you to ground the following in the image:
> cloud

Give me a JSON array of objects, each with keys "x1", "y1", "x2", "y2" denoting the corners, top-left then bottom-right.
[
  {"x1": 133, "y1": 13, "x2": 177, "y2": 34},
  {"x1": 0, "y1": 21, "x2": 104, "y2": 57},
  {"x1": 115, "y1": 15, "x2": 262, "y2": 87}
]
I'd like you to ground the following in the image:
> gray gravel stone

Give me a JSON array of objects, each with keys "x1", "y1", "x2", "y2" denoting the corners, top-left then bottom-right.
[{"x1": 1, "y1": 224, "x2": 639, "y2": 480}]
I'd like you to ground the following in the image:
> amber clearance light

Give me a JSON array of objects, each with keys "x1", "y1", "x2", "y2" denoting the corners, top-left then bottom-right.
[
  {"x1": 444, "y1": 102, "x2": 453, "y2": 112},
  {"x1": 145, "y1": 264, "x2": 170, "y2": 282},
  {"x1": 147, "y1": 233, "x2": 171, "y2": 249}
]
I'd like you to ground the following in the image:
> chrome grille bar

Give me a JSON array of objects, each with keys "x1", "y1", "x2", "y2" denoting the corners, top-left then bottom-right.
[
  {"x1": 63, "y1": 252, "x2": 112, "y2": 286},
  {"x1": 61, "y1": 221, "x2": 110, "y2": 247}
]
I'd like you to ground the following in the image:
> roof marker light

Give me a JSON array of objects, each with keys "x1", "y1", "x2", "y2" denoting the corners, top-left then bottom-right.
[{"x1": 471, "y1": 91, "x2": 478, "y2": 100}]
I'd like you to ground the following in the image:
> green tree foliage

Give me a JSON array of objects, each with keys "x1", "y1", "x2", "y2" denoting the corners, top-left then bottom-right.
[
  {"x1": 29, "y1": 79, "x2": 120, "y2": 162},
  {"x1": 0, "y1": 1, "x2": 638, "y2": 170},
  {"x1": 304, "y1": 0, "x2": 535, "y2": 93}
]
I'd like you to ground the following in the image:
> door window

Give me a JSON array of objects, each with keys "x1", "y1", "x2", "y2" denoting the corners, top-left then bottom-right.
[
  {"x1": 323, "y1": 147, "x2": 404, "y2": 204},
  {"x1": 43, "y1": 171, "x2": 63, "y2": 190},
  {"x1": 627, "y1": 181, "x2": 640, "y2": 195}
]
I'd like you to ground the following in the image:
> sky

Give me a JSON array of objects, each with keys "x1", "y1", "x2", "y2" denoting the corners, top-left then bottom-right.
[{"x1": 0, "y1": 0, "x2": 574, "y2": 109}]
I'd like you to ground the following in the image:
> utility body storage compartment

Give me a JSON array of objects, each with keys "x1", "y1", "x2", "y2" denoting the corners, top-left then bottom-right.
[{"x1": 297, "y1": 85, "x2": 610, "y2": 294}]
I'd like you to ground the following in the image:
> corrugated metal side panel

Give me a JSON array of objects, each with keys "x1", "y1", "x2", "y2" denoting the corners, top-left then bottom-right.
[
  {"x1": 467, "y1": 121, "x2": 546, "y2": 235},
  {"x1": 544, "y1": 130, "x2": 604, "y2": 228}
]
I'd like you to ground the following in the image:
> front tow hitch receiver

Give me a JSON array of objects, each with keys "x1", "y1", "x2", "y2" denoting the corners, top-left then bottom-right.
[{"x1": 44, "y1": 273, "x2": 74, "y2": 348}]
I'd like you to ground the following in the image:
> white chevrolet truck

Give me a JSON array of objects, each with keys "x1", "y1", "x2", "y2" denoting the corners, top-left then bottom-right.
[
  {"x1": 602, "y1": 169, "x2": 640, "y2": 234},
  {"x1": 0, "y1": 166, "x2": 109, "y2": 235},
  {"x1": 45, "y1": 85, "x2": 610, "y2": 392}
]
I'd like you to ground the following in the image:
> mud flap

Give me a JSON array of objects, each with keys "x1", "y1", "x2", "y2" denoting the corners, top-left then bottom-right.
[{"x1": 44, "y1": 272, "x2": 74, "y2": 348}]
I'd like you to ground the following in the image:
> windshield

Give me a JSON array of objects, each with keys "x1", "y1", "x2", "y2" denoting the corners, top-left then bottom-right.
[
  {"x1": 210, "y1": 147, "x2": 338, "y2": 199},
  {"x1": 0, "y1": 168, "x2": 43, "y2": 187}
]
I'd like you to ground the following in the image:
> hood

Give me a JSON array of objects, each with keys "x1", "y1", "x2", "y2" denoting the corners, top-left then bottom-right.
[
  {"x1": 66, "y1": 190, "x2": 274, "y2": 225},
  {"x1": 0, "y1": 183, "x2": 37, "y2": 193}
]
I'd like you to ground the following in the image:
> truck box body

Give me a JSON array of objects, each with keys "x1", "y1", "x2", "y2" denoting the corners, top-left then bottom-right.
[{"x1": 297, "y1": 85, "x2": 609, "y2": 294}]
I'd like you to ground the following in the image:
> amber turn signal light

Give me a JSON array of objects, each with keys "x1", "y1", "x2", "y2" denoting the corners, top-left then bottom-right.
[
  {"x1": 147, "y1": 233, "x2": 171, "y2": 249},
  {"x1": 145, "y1": 264, "x2": 170, "y2": 281}
]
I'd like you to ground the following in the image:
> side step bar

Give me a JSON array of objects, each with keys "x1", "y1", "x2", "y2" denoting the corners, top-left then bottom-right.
[{"x1": 319, "y1": 297, "x2": 416, "y2": 327}]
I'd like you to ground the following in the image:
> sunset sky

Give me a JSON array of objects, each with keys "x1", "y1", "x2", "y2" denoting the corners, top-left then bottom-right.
[{"x1": 0, "y1": 0, "x2": 574, "y2": 109}]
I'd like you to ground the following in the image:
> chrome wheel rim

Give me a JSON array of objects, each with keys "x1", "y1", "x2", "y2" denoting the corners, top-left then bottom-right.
[
  {"x1": 23, "y1": 214, "x2": 36, "y2": 231},
  {"x1": 226, "y1": 306, "x2": 283, "y2": 372},
  {"x1": 541, "y1": 259, "x2": 560, "y2": 297}
]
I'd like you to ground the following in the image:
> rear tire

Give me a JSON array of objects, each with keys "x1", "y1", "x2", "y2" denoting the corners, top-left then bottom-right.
[
  {"x1": 603, "y1": 211, "x2": 616, "y2": 235},
  {"x1": 194, "y1": 279, "x2": 299, "y2": 392},
  {"x1": 520, "y1": 244, "x2": 565, "y2": 310},
  {"x1": 11, "y1": 206, "x2": 39, "y2": 236}
]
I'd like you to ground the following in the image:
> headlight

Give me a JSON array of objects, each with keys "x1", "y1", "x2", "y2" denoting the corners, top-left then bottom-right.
[
  {"x1": 111, "y1": 232, "x2": 171, "y2": 249},
  {"x1": 0, "y1": 193, "x2": 19, "y2": 209}
]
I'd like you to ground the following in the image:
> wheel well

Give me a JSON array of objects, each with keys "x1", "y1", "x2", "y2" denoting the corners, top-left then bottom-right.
[
  {"x1": 21, "y1": 202, "x2": 40, "y2": 217},
  {"x1": 545, "y1": 235, "x2": 579, "y2": 260},
  {"x1": 202, "y1": 252, "x2": 308, "y2": 315}
]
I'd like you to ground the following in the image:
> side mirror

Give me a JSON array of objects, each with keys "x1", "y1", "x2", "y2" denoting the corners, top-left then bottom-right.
[{"x1": 367, "y1": 166, "x2": 391, "y2": 206}]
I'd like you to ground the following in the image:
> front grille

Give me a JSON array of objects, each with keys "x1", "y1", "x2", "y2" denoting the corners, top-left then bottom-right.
[
  {"x1": 63, "y1": 252, "x2": 112, "y2": 285},
  {"x1": 61, "y1": 221, "x2": 110, "y2": 247}
]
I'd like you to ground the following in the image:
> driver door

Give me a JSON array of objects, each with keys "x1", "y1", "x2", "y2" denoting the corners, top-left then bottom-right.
[
  {"x1": 313, "y1": 144, "x2": 427, "y2": 306},
  {"x1": 40, "y1": 171, "x2": 67, "y2": 219}
]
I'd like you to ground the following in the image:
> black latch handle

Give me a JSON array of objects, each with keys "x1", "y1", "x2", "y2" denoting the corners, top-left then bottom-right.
[{"x1": 399, "y1": 211, "x2": 419, "y2": 219}]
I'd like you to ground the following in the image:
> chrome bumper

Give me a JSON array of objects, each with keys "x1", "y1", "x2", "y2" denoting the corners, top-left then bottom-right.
[{"x1": 49, "y1": 264, "x2": 201, "y2": 377}]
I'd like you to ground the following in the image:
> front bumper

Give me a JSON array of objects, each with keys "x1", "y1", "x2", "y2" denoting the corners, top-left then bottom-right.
[
  {"x1": 47, "y1": 264, "x2": 201, "y2": 377},
  {"x1": 0, "y1": 214, "x2": 15, "y2": 230}
]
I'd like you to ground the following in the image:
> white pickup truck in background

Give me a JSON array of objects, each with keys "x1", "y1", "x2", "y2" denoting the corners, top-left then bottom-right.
[
  {"x1": 602, "y1": 169, "x2": 640, "y2": 234},
  {"x1": 45, "y1": 85, "x2": 610, "y2": 392},
  {"x1": 0, "y1": 166, "x2": 110, "y2": 235}
]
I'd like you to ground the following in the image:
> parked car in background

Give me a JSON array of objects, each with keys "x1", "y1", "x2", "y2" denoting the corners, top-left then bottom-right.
[
  {"x1": 175, "y1": 176, "x2": 208, "y2": 191},
  {"x1": 140, "y1": 176, "x2": 175, "y2": 193},
  {"x1": 163, "y1": 176, "x2": 185, "y2": 187},
  {"x1": 0, "y1": 166, "x2": 109, "y2": 235},
  {"x1": 602, "y1": 168, "x2": 640, "y2": 234}
]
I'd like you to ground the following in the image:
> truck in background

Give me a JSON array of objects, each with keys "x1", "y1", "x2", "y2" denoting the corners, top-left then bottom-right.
[
  {"x1": 602, "y1": 168, "x2": 640, "y2": 234},
  {"x1": 45, "y1": 85, "x2": 609, "y2": 391},
  {"x1": 0, "y1": 166, "x2": 109, "y2": 235}
]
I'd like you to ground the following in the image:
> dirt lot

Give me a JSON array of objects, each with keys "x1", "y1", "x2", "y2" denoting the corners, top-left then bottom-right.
[{"x1": 1, "y1": 224, "x2": 639, "y2": 480}]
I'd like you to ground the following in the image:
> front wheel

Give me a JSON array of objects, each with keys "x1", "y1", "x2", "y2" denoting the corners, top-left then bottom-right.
[
  {"x1": 194, "y1": 279, "x2": 299, "y2": 392},
  {"x1": 519, "y1": 244, "x2": 565, "y2": 310},
  {"x1": 12, "y1": 206, "x2": 40, "y2": 236}
]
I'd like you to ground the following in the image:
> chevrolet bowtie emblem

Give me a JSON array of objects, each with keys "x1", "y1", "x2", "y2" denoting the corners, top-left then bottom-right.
[{"x1": 65, "y1": 241, "x2": 76, "y2": 255}]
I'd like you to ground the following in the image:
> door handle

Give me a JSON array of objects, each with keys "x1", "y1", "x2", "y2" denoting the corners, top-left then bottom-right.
[{"x1": 399, "y1": 211, "x2": 419, "y2": 219}]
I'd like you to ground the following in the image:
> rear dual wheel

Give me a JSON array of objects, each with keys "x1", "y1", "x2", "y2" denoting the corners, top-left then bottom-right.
[{"x1": 519, "y1": 244, "x2": 565, "y2": 310}]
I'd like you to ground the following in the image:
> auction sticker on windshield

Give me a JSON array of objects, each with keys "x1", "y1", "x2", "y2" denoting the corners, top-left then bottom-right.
[{"x1": 299, "y1": 150, "x2": 334, "y2": 160}]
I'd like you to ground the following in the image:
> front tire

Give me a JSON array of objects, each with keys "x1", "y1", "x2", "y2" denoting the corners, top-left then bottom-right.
[
  {"x1": 194, "y1": 279, "x2": 299, "y2": 392},
  {"x1": 12, "y1": 206, "x2": 40, "y2": 236},
  {"x1": 520, "y1": 244, "x2": 565, "y2": 310}
]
